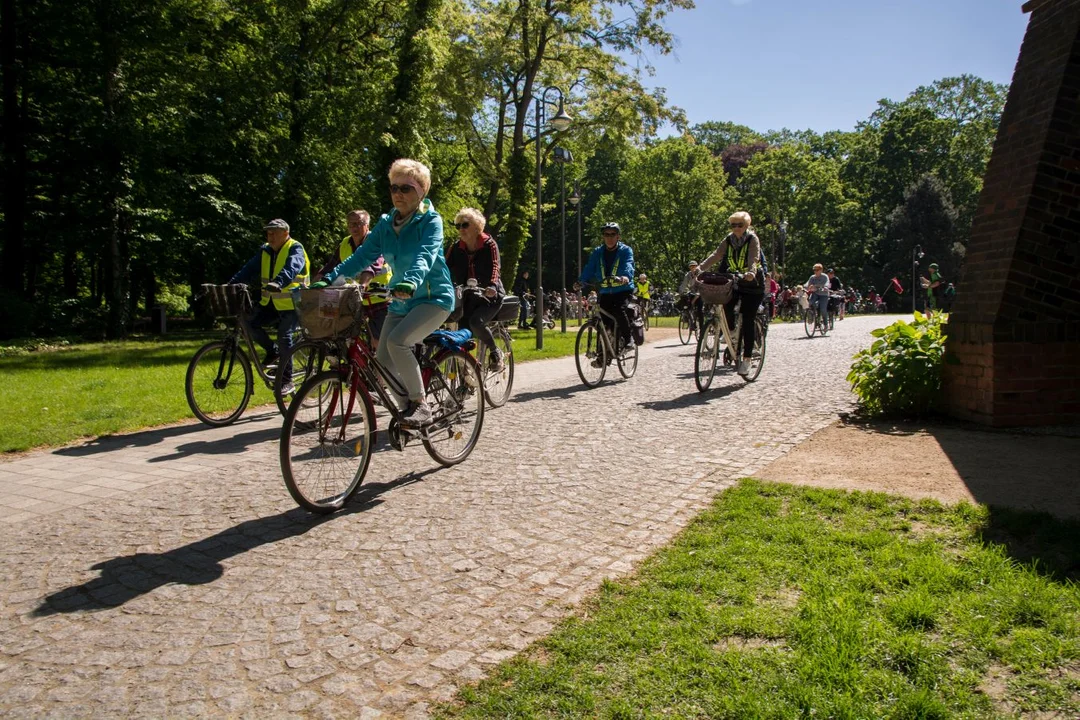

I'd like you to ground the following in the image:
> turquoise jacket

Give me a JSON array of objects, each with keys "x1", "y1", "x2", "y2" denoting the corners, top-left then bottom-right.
[
  {"x1": 324, "y1": 199, "x2": 455, "y2": 314},
  {"x1": 579, "y1": 241, "x2": 635, "y2": 295}
]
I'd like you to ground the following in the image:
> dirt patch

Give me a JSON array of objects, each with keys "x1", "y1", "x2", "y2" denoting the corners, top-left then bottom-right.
[
  {"x1": 756, "y1": 420, "x2": 1080, "y2": 519},
  {"x1": 644, "y1": 325, "x2": 681, "y2": 343}
]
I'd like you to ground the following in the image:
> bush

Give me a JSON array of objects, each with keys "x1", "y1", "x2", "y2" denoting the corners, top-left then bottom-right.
[{"x1": 847, "y1": 312, "x2": 947, "y2": 417}]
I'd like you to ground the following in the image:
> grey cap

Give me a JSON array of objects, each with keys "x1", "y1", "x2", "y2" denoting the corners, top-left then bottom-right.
[{"x1": 263, "y1": 218, "x2": 290, "y2": 231}]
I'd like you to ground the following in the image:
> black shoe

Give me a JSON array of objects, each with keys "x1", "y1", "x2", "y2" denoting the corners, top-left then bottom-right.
[{"x1": 262, "y1": 349, "x2": 279, "y2": 367}]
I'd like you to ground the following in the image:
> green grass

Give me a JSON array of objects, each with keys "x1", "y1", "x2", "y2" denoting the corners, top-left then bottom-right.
[
  {"x1": 0, "y1": 332, "x2": 277, "y2": 452},
  {"x1": 441, "y1": 480, "x2": 1080, "y2": 719}
]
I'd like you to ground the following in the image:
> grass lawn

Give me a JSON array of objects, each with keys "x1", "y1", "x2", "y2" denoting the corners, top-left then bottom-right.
[{"x1": 441, "y1": 480, "x2": 1080, "y2": 719}]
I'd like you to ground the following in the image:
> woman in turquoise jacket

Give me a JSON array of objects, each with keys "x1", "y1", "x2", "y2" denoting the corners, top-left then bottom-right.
[{"x1": 318, "y1": 159, "x2": 454, "y2": 427}]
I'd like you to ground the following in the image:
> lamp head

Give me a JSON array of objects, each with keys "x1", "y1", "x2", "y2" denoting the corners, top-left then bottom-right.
[
  {"x1": 568, "y1": 189, "x2": 581, "y2": 207},
  {"x1": 549, "y1": 104, "x2": 572, "y2": 132}
]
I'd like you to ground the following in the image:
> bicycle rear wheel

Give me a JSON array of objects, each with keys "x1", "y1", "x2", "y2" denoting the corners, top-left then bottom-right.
[
  {"x1": 617, "y1": 338, "x2": 638, "y2": 379},
  {"x1": 694, "y1": 320, "x2": 720, "y2": 392},
  {"x1": 274, "y1": 339, "x2": 329, "y2": 416},
  {"x1": 186, "y1": 340, "x2": 252, "y2": 427},
  {"x1": 575, "y1": 321, "x2": 607, "y2": 387},
  {"x1": 422, "y1": 350, "x2": 485, "y2": 467},
  {"x1": 744, "y1": 317, "x2": 767, "y2": 383},
  {"x1": 481, "y1": 327, "x2": 514, "y2": 408},
  {"x1": 280, "y1": 370, "x2": 374, "y2": 514}
]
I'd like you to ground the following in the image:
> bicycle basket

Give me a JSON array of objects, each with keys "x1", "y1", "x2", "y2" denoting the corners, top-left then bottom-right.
[
  {"x1": 202, "y1": 284, "x2": 251, "y2": 318},
  {"x1": 694, "y1": 273, "x2": 735, "y2": 305},
  {"x1": 494, "y1": 295, "x2": 520, "y2": 322},
  {"x1": 295, "y1": 286, "x2": 365, "y2": 339}
]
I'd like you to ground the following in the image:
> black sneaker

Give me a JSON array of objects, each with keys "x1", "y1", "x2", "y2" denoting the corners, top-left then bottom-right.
[{"x1": 262, "y1": 349, "x2": 279, "y2": 367}]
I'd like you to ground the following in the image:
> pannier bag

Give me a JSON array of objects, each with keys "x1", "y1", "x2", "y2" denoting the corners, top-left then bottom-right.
[
  {"x1": 295, "y1": 286, "x2": 365, "y2": 339},
  {"x1": 202, "y1": 284, "x2": 251, "y2": 319},
  {"x1": 495, "y1": 295, "x2": 521, "y2": 323},
  {"x1": 694, "y1": 272, "x2": 735, "y2": 306},
  {"x1": 627, "y1": 301, "x2": 646, "y2": 346}
]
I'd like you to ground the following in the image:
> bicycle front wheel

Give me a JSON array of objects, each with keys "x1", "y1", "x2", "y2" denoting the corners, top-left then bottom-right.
[
  {"x1": 804, "y1": 309, "x2": 816, "y2": 338},
  {"x1": 482, "y1": 328, "x2": 514, "y2": 408},
  {"x1": 280, "y1": 370, "x2": 374, "y2": 514},
  {"x1": 744, "y1": 317, "x2": 767, "y2": 383},
  {"x1": 617, "y1": 339, "x2": 638, "y2": 379},
  {"x1": 695, "y1": 320, "x2": 720, "y2": 392},
  {"x1": 186, "y1": 340, "x2": 252, "y2": 427},
  {"x1": 677, "y1": 314, "x2": 690, "y2": 345},
  {"x1": 575, "y1": 321, "x2": 607, "y2": 387},
  {"x1": 274, "y1": 339, "x2": 329, "y2": 416},
  {"x1": 422, "y1": 350, "x2": 485, "y2": 467}
]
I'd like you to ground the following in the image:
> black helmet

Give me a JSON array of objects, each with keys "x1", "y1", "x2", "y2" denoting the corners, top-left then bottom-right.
[{"x1": 601, "y1": 222, "x2": 621, "y2": 233}]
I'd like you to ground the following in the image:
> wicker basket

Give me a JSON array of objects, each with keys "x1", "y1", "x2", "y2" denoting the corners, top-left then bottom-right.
[
  {"x1": 694, "y1": 274, "x2": 735, "y2": 306},
  {"x1": 295, "y1": 286, "x2": 365, "y2": 339},
  {"x1": 202, "y1": 284, "x2": 251, "y2": 319}
]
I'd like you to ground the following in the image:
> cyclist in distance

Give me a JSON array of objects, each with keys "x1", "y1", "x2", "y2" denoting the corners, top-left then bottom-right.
[
  {"x1": 827, "y1": 268, "x2": 844, "y2": 320},
  {"x1": 578, "y1": 222, "x2": 635, "y2": 355},
  {"x1": 805, "y1": 263, "x2": 831, "y2": 326},
  {"x1": 635, "y1": 273, "x2": 651, "y2": 318},
  {"x1": 678, "y1": 260, "x2": 705, "y2": 331},
  {"x1": 316, "y1": 209, "x2": 392, "y2": 347},
  {"x1": 312, "y1": 159, "x2": 454, "y2": 427},
  {"x1": 699, "y1": 211, "x2": 765, "y2": 376},
  {"x1": 445, "y1": 207, "x2": 506, "y2": 372},
  {"x1": 228, "y1": 218, "x2": 311, "y2": 385}
]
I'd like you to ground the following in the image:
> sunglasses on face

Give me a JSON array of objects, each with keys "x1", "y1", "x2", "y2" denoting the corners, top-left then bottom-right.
[
  {"x1": 602, "y1": 231, "x2": 619, "y2": 237},
  {"x1": 389, "y1": 183, "x2": 417, "y2": 195},
  {"x1": 454, "y1": 222, "x2": 470, "y2": 230},
  {"x1": 730, "y1": 223, "x2": 745, "y2": 228}
]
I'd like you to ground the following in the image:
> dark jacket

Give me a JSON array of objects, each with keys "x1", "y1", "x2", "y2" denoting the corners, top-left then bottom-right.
[{"x1": 445, "y1": 233, "x2": 505, "y2": 297}]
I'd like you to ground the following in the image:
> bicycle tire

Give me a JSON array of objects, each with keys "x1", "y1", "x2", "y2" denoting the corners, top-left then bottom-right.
[
  {"x1": 422, "y1": 350, "x2": 485, "y2": 467},
  {"x1": 744, "y1": 317, "x2": 767, "y2": 383},
  {"x1": 274, "y1": 338, "x2": 329, "y2": 416},
  {"x1": 185, "y1": 340, "x2": 252, "y2": 427},
  {"x1": 804, "y1": 309, "x2": 816, "y2": 338},
  {"x1": 694, "y1": 320, "x2": 720, "y2": 392},
  {"x1": 617, "y1": 338, "x2": 638, "y2": 379},
  {"x1": 481, "y1": 327, "x2": 514, "y2": 408},
  {"x1": 279, "y1": 370, "x2": 374, "y2": 513},
  {"x1": 678, "y1": 314, "x2": 691, "y2": 345},
  {"x1": 575, "y1": 321, "x2": 607, "y2": 387}
]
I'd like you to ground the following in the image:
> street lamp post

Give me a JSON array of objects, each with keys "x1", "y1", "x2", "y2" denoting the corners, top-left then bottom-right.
[
  {"x1": 565, "y1": 183, "x2": 583, "y2": 323},
  {"x1": 533, "y1": 87, "x2": 572, "y2": 349},
  {"x1": 912, "y1": 244, "x2": 924, "y2": 314},
  {"x1": 552, "y1": 147, "x2": 573, "y2": 333}
]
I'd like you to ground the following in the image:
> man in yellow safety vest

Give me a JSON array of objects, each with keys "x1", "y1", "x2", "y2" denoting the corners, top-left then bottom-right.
[{"x1": 229, "y1": 218, "x2": 310, "y2": 386}]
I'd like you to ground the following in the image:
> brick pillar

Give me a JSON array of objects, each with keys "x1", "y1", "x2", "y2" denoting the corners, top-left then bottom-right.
[{"x1": 942, "y1": 0, "x2": 1080, "y2": 427}]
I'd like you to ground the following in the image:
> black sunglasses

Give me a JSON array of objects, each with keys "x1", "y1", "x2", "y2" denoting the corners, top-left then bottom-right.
[
  {"x1": 601, "y1": 231, "x2": 619, "y2": 237},
  {"x1": 729, "y1": 222, "x2": 745, "y2": 228},
  {"x1": 454, "y1": 222, "x2": 470, "y2": 230},
  {"x1": 389, "y1": 183, "x2": 417, "y2": 195}
]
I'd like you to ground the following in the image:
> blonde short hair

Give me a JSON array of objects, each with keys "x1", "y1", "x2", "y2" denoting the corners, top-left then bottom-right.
[
  {"x1": 813, "y1": 263, "x2": 823, "y2": 271},
  {"x1": 454, "y1": 207, "x2": 486, "y2": 232},
  {"x1": 388, "y1": 158, "x2": 432, "y2": 196},
  {"x1": 729, "y1": 211, "x2": 752, "y2": 228}
]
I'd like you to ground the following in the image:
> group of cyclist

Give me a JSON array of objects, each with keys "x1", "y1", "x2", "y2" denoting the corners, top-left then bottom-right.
[{"x1": 231, "y1": 155, "x2": 858, "y2": 437}]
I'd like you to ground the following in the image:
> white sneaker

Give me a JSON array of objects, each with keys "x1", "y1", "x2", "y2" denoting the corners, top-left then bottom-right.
[
  {"x1": 401, "y1": 401, "x2": 432, "y2": 427},
  {"x1": 737, "y1": 358, "x2": 750, "y2": 376},
  {"x1": 279, "y1": 381, "x2": 296, "y2": 396}
]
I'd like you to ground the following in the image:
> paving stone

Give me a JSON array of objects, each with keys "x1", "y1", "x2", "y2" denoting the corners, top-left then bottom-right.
[{"x1": 0, "y1": 318, "x2": 892, "y2": 716}]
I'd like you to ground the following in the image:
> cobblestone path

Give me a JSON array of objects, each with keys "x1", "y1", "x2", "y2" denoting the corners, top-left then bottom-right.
[{"x1": 0, "y1": 316, "x2": 895, "y2": 718}]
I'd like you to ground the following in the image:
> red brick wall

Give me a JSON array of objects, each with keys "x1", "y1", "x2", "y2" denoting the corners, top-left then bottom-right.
[{"x1": 942, "y1": 0, "x2": 1080, "y2": 426}]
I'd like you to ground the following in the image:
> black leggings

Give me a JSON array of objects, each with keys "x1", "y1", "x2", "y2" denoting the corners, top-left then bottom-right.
[
  {"x1": 599, "y1": 291, "x2": 633, "y2": 345},
  {"x1": 460, "y1": 294, "x2": 502, "y2": 351},
  {"x1": 723, "y1": 290, "x2": 764, "y2": 359}
]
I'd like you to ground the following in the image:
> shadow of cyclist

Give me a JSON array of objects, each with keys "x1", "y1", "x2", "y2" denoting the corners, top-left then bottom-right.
[{"x1": 32, "y1": 468, "x2": 437, "y2": 616}]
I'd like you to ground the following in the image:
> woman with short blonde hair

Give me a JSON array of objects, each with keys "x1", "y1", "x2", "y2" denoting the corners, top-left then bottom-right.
[
  {"x1": 388, "y1": 158, "x2": 432, "y2": 196},
  {"x1": 446, "y1": 207, "x2": 506, "y2": 370}
]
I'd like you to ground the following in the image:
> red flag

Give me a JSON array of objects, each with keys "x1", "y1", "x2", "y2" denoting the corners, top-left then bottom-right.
[{"x1": 891, "y1": 277, "x2": 904, "y2": 294}]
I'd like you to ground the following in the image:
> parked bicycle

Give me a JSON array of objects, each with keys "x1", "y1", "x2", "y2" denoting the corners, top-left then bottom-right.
[
  {"x1": 574, "y1": 281, "x2": 639, "y2": 387},
  {"x1": 279, "y1": 285, "x2": 485, "y2": 513},
  {"x1": 693, "y1": 274, "x2": 768, "y2": 391},
  {"x1": 185, "y1": 284, "x2": 316, "y2": 426},
  {"x1": 677, "y1": 294, "x2": 699, "y2": 345}
]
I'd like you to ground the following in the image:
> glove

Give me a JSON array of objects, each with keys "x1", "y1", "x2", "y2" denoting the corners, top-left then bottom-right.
[
  {"x1": 391, "y1": 281, "x2": 416, "y2": 298},
  {"x1": 309, "y1": 280, "x2": 329, "y2": 289}
]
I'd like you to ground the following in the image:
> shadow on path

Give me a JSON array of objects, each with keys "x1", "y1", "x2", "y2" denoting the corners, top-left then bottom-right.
[
  {"x1": 148, "y1": 427, "x2": 281, "y2": 462},
  {"x1": 32, "y1": 468, "x2": 438, "y2": 616},
  {"x1": 509, "y1": 385, "x2": 590, "y2": 403},
  {"x1": 54, "y1": 411, "x2": 278, "y2": 457},
  {"x1": 638, "y1": 384, "x2": 743, "y2": 412}
]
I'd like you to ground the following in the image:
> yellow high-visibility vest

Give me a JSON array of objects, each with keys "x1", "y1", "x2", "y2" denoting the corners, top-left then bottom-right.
[
  {"x1": 260, "y1": 237, "x2": 309, "y2": 310},
  {"x1": 338, "y1": 237, "x2": 392, "y2": 306},
  {"x1": 635, "y1": 281, "x2": 650, "y2": 299}
]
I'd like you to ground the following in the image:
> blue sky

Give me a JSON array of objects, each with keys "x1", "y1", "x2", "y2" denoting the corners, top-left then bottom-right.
[{"x1": 633, "y1": 0, "x2": 1030, "y2": 134}]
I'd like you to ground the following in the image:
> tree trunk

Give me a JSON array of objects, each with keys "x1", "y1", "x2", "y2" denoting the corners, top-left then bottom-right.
[{"x1": 1, "y1": 0, "x2": 28, "y2": 297}]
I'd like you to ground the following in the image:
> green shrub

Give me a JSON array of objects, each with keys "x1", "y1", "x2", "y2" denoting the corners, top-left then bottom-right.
[{"x1": 847, "y1": 312, "x2": 947, "y2": 417}]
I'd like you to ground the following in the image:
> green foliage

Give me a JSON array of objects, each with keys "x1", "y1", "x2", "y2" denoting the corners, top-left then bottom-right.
[{"x1": 847, "y1": 312, "x2": 948, "y2": 417}]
